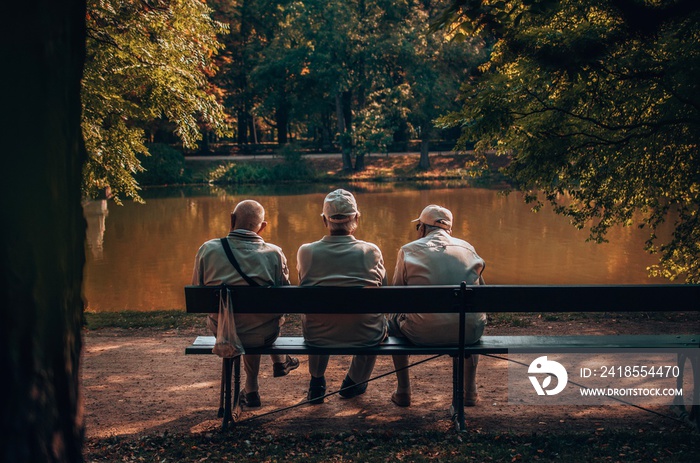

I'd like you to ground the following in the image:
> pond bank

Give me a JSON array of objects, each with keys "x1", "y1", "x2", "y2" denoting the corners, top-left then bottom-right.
[{"x1": 182, "y1": 152, "x2": 510, "y2": 187}]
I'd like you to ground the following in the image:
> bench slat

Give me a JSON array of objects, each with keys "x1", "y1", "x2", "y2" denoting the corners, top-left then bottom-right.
[
  {"x1": 185, "y1": 284, "x2": 700, "y2": 314},
  {"x1": 185, "y1": 285, "x2": 466, "y2": 314},
  {"x1": 186, "y1": 334, "x2": 699, "y2": 356},
  {"x1": 472, "y1": 285, "x2": 700, "y2": 312}
]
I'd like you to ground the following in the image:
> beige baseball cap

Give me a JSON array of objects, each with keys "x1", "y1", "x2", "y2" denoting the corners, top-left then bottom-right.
[
  {"x1": 322, "y1": 189, "x2": 359, "y2": 223},
  {"x1": 412, "y1": 204, "x2": 453, "y2": 230}
]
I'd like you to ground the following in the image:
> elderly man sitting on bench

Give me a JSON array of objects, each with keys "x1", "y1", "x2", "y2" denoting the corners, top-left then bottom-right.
[
  {"x1": 192, "y1": 199, "x2": 299, "y2": 408},
  {"x1": 297, "y1": 189, "x2": 388, "y2": 404},
  {"x1": 387, "y1": 204, "x2": 487, "y2": 407}
]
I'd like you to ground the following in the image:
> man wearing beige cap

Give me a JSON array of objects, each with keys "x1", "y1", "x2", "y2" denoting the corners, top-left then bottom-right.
[
  {"x1": 388, "y1": 204, "x2": 486, "y2": 408},
  {"x1": 192, "y1": 200, "x2": 299, "y2": 408},
  {"x1": 297, "y1": 189, "x2": 387, "y2": 404}
]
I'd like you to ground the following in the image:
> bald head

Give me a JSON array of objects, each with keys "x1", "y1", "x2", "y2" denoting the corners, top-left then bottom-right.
[{"x1": 231, "y1": 200, "x2": 266, "y2": 233}]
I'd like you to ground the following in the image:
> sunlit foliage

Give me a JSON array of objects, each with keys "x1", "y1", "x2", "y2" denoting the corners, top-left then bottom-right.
[
  {"x1": 82, "y1": 0, "x2": 231, "y2": 202},
  {"x1": 436, "y1": 0, "x2": 700, "y2": 282},
  {"x1": 213, "y1": 0, "x2": 486, "y2": 170}
]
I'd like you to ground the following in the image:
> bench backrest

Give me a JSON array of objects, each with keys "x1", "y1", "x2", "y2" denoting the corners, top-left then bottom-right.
[
  {"x1": 185, "y1": 284, "x2": 467, "y2": 314},
  {"x1": 184, "y1": 284, "x2": 700, "y2": 314}
]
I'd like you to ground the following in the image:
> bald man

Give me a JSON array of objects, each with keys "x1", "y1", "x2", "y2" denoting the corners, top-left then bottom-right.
[{"x1": 192, "y1": 200, "x2": 299, "y2": 407}]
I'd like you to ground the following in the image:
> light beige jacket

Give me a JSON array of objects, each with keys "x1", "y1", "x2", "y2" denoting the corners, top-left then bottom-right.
[
  {"x1": 297, "y1": 235, "x2": 387, "y2": 347},
  {"x1": 392, "y1": 229, "x2": 486, "y2": 346},
  {"x1": 192, "y1": 229, "x2": 290, "y2": 347}
]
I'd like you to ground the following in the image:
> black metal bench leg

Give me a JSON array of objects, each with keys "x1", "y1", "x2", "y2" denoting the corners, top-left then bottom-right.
[
  {"x1": 451, "y1": 283, "x2": 467, "y2": 432},
  {"x1": 673, "y1": 351, "x2": 700, "y2": 429},
  {"x1": 218, "y1": 360, "x2": 225, "y2": 418},
  {"x1": 691, "y1": 353, "x2": 700, "y2": 428},
  {"x1": 451, "y1": 356, "x2": 466, "y2": 431},
  {"x1": 221, "y1": 357, "x2": 242, "y2": 431}
]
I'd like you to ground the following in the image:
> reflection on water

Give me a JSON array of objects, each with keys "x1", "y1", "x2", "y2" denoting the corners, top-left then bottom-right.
[
  {"x1": 83, "y1": 199, "x2": 109, "y2": 259},
  {"x1": 83, "y1": 182, "x2": 671, "y2": 312}
]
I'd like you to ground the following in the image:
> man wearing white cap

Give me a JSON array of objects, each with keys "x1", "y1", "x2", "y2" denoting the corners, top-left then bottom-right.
[
  {"x1": 192, "y1": 200, "x2": 299, "y2": 408},
  {"x1": 387, "y1": 204, "x2": 486, "y2": 408},
  {"x1": 297, "y1": 189, "x2": 387, "y2": 404}
]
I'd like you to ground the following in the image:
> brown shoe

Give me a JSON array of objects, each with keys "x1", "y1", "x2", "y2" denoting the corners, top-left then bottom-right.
[{"x1": 391, "y1": 391, "x2": 411, "y2": 407}]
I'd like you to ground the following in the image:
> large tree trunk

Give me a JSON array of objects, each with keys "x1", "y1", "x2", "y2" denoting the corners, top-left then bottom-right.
[
  {"x1": 335, "y1": 93, "x2": 353, "y2": 171},
  {"x1": 1, "y1": 1, "x2": 87, "y2": 461}
]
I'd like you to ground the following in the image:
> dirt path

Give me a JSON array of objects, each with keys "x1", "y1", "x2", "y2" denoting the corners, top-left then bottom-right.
[{"x1": 81, "y1": 314, "x2": 698, "y2": 440}]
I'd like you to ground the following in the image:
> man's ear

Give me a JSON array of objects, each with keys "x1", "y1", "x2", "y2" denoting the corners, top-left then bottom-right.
[
  {"x1": 257, "y1": 221, "x2": 267, "y2": 235},
  {"x1": 322, "y1": 215, "x2": 328, "y2": 228},
  {"x1": 230, "y1": 213, "x2": 236, "y2": 231}
]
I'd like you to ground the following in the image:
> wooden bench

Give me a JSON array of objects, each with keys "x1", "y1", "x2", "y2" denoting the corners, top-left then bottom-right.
[{"x1": 185, "y1": 283, "x2": 700, "y2": 431}]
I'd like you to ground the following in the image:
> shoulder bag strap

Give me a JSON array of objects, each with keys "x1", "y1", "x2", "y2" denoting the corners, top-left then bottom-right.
[{"x1": 220, "y1": 237, "x2": 261, "y2": 287}]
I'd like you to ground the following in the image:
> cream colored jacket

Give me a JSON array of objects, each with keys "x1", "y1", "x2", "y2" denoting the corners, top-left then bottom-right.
[
  {"x1": 297, "y1": 235, "x2": 387, "y2": 347},
  {"x1": 192, "y1": 229, "x2": 290, "y2": 347},
  {"x1": 392, "y1": 229, "x2": 486, "y2": 346}
]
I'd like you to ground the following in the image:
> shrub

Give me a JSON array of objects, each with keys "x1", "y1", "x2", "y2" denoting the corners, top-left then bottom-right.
[
  {"x1": 212, "y1": 144, "x2": 315, "y2": 184},
  {"x1": 135, "y1": 143, "x2": 186, "y2": 185}
]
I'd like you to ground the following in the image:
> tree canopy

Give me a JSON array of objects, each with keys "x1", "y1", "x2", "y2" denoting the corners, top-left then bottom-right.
[
  {"x1": 436, "y1": 0, "x2": 700, "y2": 282},
  {"x1": 208, "y1": 0, "x2": 487, "y2": 170},
  {"x1": 81, "y1": 0, "x2": 489, "y2": 195},
  {"x1": 82, "y1": 0, "x2": 230, "y2": 202}
]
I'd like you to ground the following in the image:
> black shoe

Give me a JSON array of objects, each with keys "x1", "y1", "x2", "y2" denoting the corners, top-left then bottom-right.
[
  {"x1": 240, "y1": 390, "x2": 261, "y2": 408},
  {"x1": 339, "y1": 375, "x2": 368, "y2": 399},
  {"x1": 273, "y1": 355, "x2": 300, "y2": 377},
  {"x1": 307, "y1": 376, "x2": 326, "y2": 405}
]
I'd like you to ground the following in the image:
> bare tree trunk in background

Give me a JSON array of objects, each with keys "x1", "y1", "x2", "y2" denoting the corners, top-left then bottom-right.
[
  {"x1": 1, "y1": 1, "x2": 87, "y2": 461},
  {"x1": 354, "y1": 153, "x2": 366, "y2": 171},
  {"x1": 236, "y1": 0, "x2": 253, "y2": 146},
  {"x1": 419, "y1": 137, "x2": 431, "y2": 170},
  {"x1": 335, "y1": 93, "x2": 353, "y2": 171},
  {"x1": 276, "y1": 92, "x2": 290, "y2": 145}
]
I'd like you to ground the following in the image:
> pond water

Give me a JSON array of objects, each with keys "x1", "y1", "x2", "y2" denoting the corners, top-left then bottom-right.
[{"x1": 82, "y1": 182, "x2": 670, "y2": 312}]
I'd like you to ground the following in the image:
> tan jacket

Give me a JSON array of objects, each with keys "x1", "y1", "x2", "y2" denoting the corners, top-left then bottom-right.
[
  {"x1": 392, "y1": 229, "x2": 486, "y2": 346},
  {"x1": 297, "y1": 235, "x2": 387, "y2": 347},
  {"x1": 192, "y1": 229, "x2": 290, "y2": 347}
]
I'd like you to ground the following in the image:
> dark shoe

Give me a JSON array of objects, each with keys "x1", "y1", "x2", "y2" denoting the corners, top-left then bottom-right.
[
  {"x1": 391, "y1": 391, "x2": 411, "y2": 407},
  {"x1": 307, "y1": 376, "x2": 326, "y2": 405},
  {"x1": 339, "y1": 375, "x2": 368, "y2": 399},
  {"x1": 240, "y1": 390, "x2": 261, "y2": 408},
  {"x1": 273, "y1": 355, "x2": 300, "y2": 377}
]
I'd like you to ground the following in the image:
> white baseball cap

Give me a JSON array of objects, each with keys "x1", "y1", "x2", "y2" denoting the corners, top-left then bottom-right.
[
  {"x1": 412, "y1": 204, "x2": 453, "y2": 230},
  {"x1": 322, "y1": 189, "x2": 359, "y2": 223}
]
